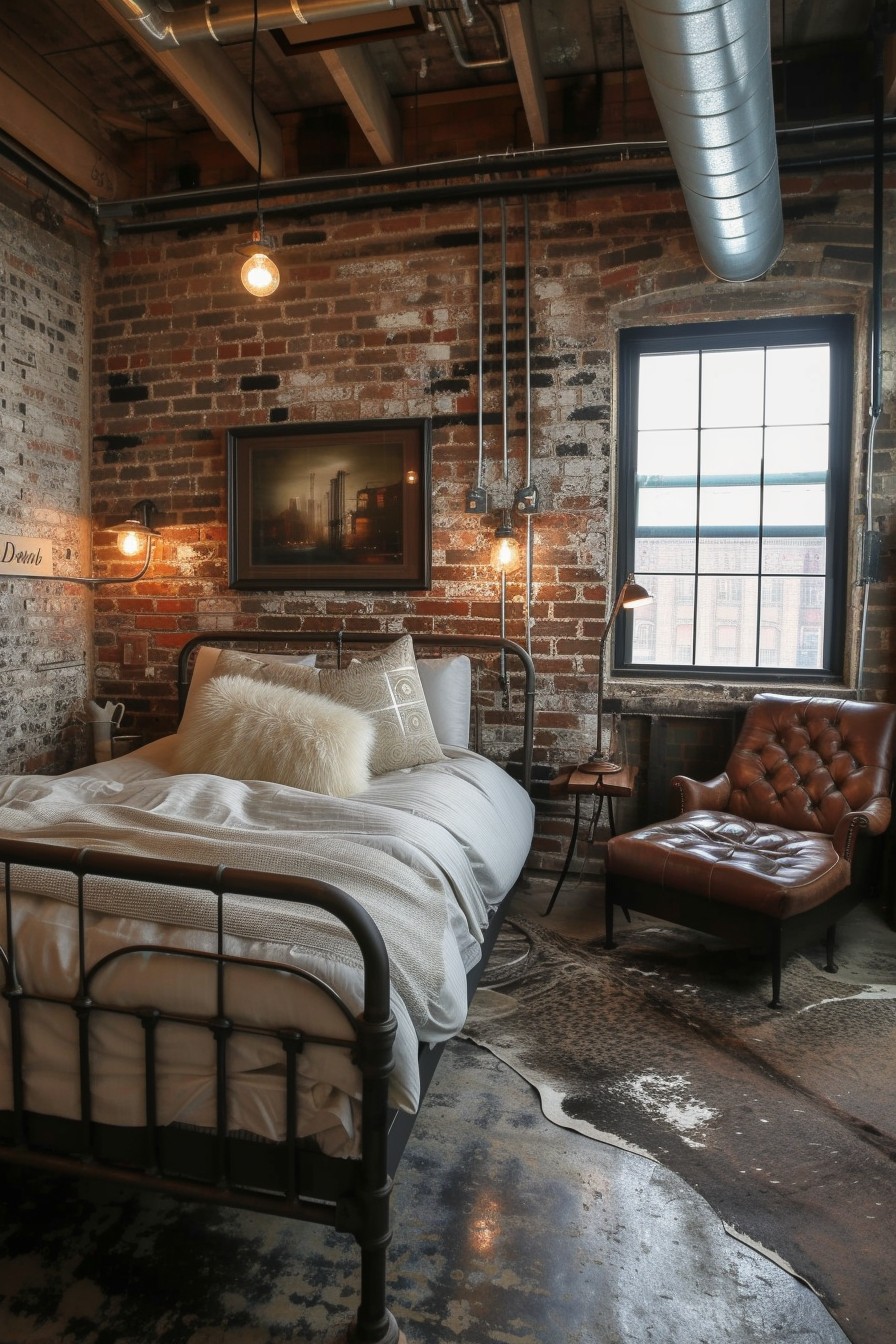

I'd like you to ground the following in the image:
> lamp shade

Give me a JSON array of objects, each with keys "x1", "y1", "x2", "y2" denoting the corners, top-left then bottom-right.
[{"x1": 620, "y1": 577, "x2": 652, "y2": 609}]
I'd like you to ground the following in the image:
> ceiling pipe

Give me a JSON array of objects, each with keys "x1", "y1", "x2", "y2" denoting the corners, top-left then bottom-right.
[
  {"x1": 92, "y1": 115, "x2": 894, "y2": 222},
  {"x1": 98, "y1": 144, "x2": 896, "y2": 237},
  {"x1": 625, "y1": 0, "x2": 784, "y2": 282},
  {"x1": 109, "y1": 0, "x2": 417, "y2": 47},
  {"x1": 437, "y1": 5, "x2": 511, "y2": 71}
]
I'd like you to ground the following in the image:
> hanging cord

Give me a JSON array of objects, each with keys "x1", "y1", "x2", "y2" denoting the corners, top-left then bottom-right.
[{"x1": 250, "y1": 0, "x2": 264, "y2": 236}]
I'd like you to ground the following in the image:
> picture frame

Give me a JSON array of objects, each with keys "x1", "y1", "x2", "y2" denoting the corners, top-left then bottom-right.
[{"x1": 227, "y1": 418, "x2": 432, "y2": 591}]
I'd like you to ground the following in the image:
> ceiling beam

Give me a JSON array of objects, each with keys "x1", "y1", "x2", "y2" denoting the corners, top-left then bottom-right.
[
  {"x1": 500, "y1": 0, "x2": 549, "y2": 148},
  {"x1": 94, "y1": 0, "x2": 284, "y2": 178},
  {"x1": 318, "y1": 44, "x2": 402, "y2": 165},
  {"x1": 0, "y1": 23, "x2": 127, "y2": 198}
]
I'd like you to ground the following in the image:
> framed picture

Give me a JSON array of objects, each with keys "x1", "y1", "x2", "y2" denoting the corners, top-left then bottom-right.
[{"x1": 227, "y1": 418, "x2": 432, "y2": 590}]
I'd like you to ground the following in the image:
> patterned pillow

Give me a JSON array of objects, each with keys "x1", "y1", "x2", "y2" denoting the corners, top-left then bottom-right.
[
  {"x1": 317, "y1": 635, "x2": 444, "y2": 775},
  {"x1": 210, "y1": 647, "x2": 320, "y2": 694}
]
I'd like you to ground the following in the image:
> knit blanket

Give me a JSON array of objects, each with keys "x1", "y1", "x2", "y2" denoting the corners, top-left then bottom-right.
[{"x1": 0, "y1": 769, "x2": 486, "y2": 1040}]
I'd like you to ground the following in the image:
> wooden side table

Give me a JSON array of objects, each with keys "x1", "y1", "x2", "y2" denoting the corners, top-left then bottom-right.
[{"x1": 544, "y1": 763, "x2": 639, "y2": 916}]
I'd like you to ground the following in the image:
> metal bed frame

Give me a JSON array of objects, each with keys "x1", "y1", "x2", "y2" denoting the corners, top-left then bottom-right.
[{"x1": 0, "y1": 631, "x2": 535, "y2": 1344}]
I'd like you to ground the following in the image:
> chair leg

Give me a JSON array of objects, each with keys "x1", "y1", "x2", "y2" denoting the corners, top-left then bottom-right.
[
  {"x1": 824, "y1": 924, "x2": 838, "y2": 974},
  {"x1": 768, "y1": 924, "x2": 783, "y2": 1010}
]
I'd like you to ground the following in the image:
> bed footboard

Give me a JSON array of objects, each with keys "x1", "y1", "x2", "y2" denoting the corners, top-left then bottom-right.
[{"x1": 0, "y1": 837, "x2": 405, "y2": 1344}]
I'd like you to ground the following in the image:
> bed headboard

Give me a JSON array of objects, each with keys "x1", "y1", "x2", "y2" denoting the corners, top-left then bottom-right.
[{"x1": 177, "y1": 631, "x2": 536, "y2": 792}]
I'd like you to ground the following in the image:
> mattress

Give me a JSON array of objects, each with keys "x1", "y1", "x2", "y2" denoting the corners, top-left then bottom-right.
[{"x1": 0, "y1": 738, "x2": 534, "y2": 1156}]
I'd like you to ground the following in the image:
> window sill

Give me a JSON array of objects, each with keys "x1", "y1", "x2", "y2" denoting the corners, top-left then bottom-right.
[{"x1": 605, "y1": 675, "x2": 857, "y2": 719}]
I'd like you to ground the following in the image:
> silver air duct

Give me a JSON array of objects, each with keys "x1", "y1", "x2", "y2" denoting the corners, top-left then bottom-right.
[
  {"x1": 110, "y1": 0, "x2": 416, "y2": 48},
  {"x1": 625, "y1": 0, "x2": 783, "y2": 282}
]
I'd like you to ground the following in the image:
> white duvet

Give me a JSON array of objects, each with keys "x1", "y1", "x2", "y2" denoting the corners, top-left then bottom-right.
[{"x1": 0, "y1": 738, "x2": 533, "y2": 1156}]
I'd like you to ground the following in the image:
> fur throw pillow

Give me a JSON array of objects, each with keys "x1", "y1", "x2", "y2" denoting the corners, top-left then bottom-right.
[{"x1": 173, "y1": 673, "x2": 373, "y2": 797}]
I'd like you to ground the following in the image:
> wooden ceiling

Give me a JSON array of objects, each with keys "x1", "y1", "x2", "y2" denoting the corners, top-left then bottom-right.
[{"x1": 0, "y1": 0, "x2": 889, "y2": 206}]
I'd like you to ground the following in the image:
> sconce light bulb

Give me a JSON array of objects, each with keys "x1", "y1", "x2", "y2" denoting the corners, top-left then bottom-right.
[
  {"x1": 405, "y1": 469, "x2": 419, "y2": 485},
  {"x1": 491, "y1": 534, "x2": 521, "y2": 574},
  {"x1": 240, "y1": 251, "x2": 280, "y2": 298},
  {"x1": 118, "y1": 529, "x2": 143, "y2": 558}
]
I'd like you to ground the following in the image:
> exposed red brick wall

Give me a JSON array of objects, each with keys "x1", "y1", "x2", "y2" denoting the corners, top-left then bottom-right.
[{"x1": 89, "y1": 164, "x2": 895, "y2": 869}]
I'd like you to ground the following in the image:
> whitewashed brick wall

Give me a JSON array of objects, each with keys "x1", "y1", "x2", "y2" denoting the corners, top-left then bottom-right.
[{"x1": 0, "y1": 192, "x2": 94, "y2": 773}]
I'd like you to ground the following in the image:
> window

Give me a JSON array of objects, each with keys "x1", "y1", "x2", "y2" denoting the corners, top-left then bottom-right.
[{"x1": 615, "y1": 316, "x2": 853, "y2": 679}]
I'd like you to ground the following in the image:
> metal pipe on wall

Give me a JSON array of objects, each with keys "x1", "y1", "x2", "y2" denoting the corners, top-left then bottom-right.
[
  {"x1": 522, "y1": 196, "x2": 534, "y2": 657},
  {"x1": 477, "y1": 199, "x2": 485, "y2": 492},
  {"x1": 855, "y1": 55, "x2": 886, "y2": 697},
  {"x1": 500, "y1": 196, "x2": 509, "y2": 483}
]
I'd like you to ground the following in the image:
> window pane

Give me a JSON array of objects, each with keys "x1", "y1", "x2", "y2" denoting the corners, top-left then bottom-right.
[
  {"x1": 653, "y1": 574, "x2": 694, "y2": 664},
  {"x1": 636, "y1": 430, "x2": 698, "y2": 477},
  {"x1": 701, "y1": 349, "x2": 765, "y2": 428},
  {"x1": 638, "y1": 353, "x2": 699, "y2": 430},
  {"x1": 764, "y1": 425, "x2": 829, "y2": 475},
  {"x1": 765, "y1": 346, "x2": 829, "y2": 425},
  {"x1": 763, "y1": 482, "x2": 826, "y2": 528},
  {"x1": 635, "y1": 535, "x2": 696, "y2": 573},
  {"x1": 694, "y1": 576, "x2": 759, "y2": 665},
  {"x1": 698, "y1": 533, "x2": 760, "y2": 574},
  {"x1": 762, "y1": 535, "x2": 826, "y2": 576},
  {"x1": 700, "y1": 486, "x2": 761, "y2": 530},
  {"x1": 637, "y1": 485, "x2": 697, "y2": 531},
  {"x1": 700, "y1": 428, "x2": 763, "y2": 479}
]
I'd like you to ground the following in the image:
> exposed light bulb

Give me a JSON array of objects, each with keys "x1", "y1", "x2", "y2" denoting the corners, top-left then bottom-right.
[
  {"x1": 118, "y1": 529, "x2": 143, "y2": 558},
  {"x1": 491, "y1": 534, "x2": 521, "y2": 574},
  {"x1": 240, "y1": 250, "x2": 280, "y2": 297}
]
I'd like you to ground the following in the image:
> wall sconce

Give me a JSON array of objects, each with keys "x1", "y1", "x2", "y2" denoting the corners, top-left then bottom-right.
[
  {"x1": 4, "y1": 500, "x2": 161, "y2": 587},
  {"x1": 112, "y1": 500, "x2": 162, "y2": 572},
  {"x1": 582, "y1": 572, "x2": 653, "y2": 774}
]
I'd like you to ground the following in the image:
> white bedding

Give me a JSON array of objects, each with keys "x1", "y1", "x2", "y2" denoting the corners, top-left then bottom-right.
[{"x1": 0, "y1": 737, "x2": 533, "y2": 1156}]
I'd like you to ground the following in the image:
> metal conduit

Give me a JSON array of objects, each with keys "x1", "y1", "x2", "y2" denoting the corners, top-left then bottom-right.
[
  {"x1": 500, "y1": 196, "x2": 509, "y2": 483},
  {"x1": 625, "y1": 0, "x2": 784, "y2": 282}
]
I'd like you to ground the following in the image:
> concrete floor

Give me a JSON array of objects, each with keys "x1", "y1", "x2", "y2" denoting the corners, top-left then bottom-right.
[
  {"x1": 393, "y1": 1035, "x2": 848, "y2": 1344},
  {"x1": 392, "y1": 871, "x2": 849, "y2": 1344}
]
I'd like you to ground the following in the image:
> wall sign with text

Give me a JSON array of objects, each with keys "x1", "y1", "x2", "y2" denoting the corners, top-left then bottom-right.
[{"x1": 0, "y1": 536, "x2": 54, "y2": 577}]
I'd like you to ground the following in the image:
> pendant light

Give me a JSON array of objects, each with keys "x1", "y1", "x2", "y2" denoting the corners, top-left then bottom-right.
[{"x1": 236, "y1": 0, "x2": 279, "y2": 298}]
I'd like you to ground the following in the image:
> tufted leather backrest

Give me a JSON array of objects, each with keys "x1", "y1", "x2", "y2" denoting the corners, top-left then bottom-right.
[{"x1": 725, "y1": 694, "x2": 896, "y2": 834}]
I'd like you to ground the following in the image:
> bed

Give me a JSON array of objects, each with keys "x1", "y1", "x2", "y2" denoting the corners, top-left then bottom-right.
[{"x1": 0, "y1": 630, "x2": 535, "y2": 1343}]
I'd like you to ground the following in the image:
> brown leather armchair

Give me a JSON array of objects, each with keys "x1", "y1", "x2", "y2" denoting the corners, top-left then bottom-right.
[{"x1": 605, "y1": 694, "x2": 896, "y2": 1008}]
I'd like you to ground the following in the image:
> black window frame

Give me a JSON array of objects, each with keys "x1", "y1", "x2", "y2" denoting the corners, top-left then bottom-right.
[{"x1": 615, "y1": 315, "x2": 854, "y2": 682}]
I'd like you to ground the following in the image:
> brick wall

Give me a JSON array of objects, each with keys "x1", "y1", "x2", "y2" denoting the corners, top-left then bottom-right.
[
  {"x1": 89, "y1": 165, "x2": 895, "y2": 870},
  {"x1": 0, "y1": 187, "x2": 95, "y2": 774}
]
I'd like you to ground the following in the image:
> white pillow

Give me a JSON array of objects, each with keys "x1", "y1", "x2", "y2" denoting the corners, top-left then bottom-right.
[
  {"x1": 172, "y1": 674, "x2": 373, "y2": 797},
  {"x1": 179, "y1": 646, "x2": 317, "y2": 736},
  {"x1": 415, "y1": 656, "x2": 471, "y2": 748}
]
